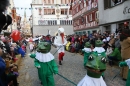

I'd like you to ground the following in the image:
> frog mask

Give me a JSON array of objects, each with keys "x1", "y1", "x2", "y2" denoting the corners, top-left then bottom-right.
[
  {"x1": 84, "y1": 42, "x2": 91, "y2": 48},
  {"x1": 36, "y1": 42, "x2": 51, "y2": 53},
  {"x1": 86, "y1": 52, "x2": 107, "y2": 78}
]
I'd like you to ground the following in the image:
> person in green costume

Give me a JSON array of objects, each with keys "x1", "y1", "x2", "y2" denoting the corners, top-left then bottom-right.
[
  {"x1": 30, "y1": 42, "x2": 58, "y2": 86},
  {"x1": 78, "y1": 49, "x2": 107, "y2": 86},
  {"x1": 93, "y1": 40, "x2": 106, "y2": 77},
  {"x1": 119, "y1": 59, "x2": 130, "y2": 86},
  {"x1": 82, "y1": 42, "x2": 91, "y2": 67}
]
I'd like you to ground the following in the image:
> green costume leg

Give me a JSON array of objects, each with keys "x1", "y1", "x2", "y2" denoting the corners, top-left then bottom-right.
[
  {"x1": 37, "y1": 68, "x2": 42, "y2": 81},
  {"x1": 41, "y1": 75, "x2": 48, "y2": 86},
  {"x1": 47, "y1": 75, "x2": 55, "y2": 86},
  {"x1": 126, "y1": 69, "x2": 130, "y2": 86},
  {"x1": 34, "y1": 59, "x2": 42, "y2": 80}
]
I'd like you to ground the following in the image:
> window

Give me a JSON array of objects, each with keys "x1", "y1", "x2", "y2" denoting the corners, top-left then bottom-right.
[
  {"x1": 104, "y1": 0, "x2": 125, "y2": 9},
  {"x1": 76, "y1": 7, "x2": 78, "y2": 12},
  {"x1": 44, "y1": 9, "x2": 55, "y2": 15},
  {"x1": 69, "y1": 10, "x2": 72, "y2": 15},
  {"x1": 84, "y1": 1, "x2": 86, "y2": 7},
  {"x1": 104, "y1": 0, "x2": 111, "y2": 9},
  {"x1": 52, "y1": 9, "x2": 55, "y2": 14},
  {"x1": 60, "y1": 20, "x2": 72, "y2": 25},
  {"x1": 47, "y1": 20, "x2": 57, "y2": 25},
  {"x1": 80, "y1": 2, "x2": 83, "y2": 9},
  {"x1": 61, "y1": 9, "x2": 64, "y2": 14},
  {"x1": 112, "y1": 0, "x2": 123, "y2": 5},
  {"x1": 48, "y1": 9, "x2": 51, "y2": 15},
  {"x1": 39, "y1": 8, "x2": 42, "y2": 15},
  {"x1": 89, "y1": 14, "x2": 92, "y2": 22},
  {"x1": 86, "y1": 16, "x2": 88, "y2": 23},
  {"x1": 44, "y1": 9, "x2": 47, "y2": 15},
  {"x1": 65, "y1": 9, "x2": 68, "y2": 15}
]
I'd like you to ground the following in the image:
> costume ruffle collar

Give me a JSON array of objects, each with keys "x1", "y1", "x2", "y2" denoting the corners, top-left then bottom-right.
[
  {"x1": 35, "y1": 52, "x2": 54, "y2": 62},
  {"x1": 93, "y1": 47, "x2": 105, "y2": 53}
]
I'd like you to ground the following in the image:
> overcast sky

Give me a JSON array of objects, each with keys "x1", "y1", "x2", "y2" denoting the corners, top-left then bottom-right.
[{"x1": 14, "y1": 0, "x2": 32, "y2": 21}]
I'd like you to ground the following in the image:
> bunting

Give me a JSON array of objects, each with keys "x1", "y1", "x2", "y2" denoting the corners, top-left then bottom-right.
[{"x1": 8, "y1": 0, "x2": 92, "y2": 10}]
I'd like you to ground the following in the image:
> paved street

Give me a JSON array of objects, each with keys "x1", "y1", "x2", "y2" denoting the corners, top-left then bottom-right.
[{"x1": 18, "y1": 46, "x2": 126, "y2": 86}]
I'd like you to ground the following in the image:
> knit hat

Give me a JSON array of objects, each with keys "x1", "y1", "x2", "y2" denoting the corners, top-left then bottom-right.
[
  {"x1": 85, "y1": 42, "x2": 91, "y2": 48},
  {"x1": 95, "y1": 40, "x2": 103, "y2": 47}
]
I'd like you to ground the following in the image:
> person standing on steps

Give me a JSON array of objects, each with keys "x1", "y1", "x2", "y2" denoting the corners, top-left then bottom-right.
[{"x1": 54, "y1": 27, "x2": 67, "y2": 65}]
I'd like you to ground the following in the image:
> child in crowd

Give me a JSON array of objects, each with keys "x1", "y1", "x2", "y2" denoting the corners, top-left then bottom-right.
[{"x1": 29, "y1": 42, "x2": 34, "y2": 52}]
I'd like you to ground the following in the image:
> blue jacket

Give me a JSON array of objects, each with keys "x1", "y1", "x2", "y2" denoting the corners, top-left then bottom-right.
[{"x1": 0, "y1": 57, "x2": 7, "y2": 86}]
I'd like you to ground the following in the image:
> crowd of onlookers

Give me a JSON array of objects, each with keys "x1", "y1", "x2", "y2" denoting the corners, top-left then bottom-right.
[
  {"x1": 0, "y1": 35, "x2": 27, "y2": 86},
  {"x1": 0, "y1": 28, "x2": 127, "y2": 86},
  {"x1": 64, "y1": 31, "x2": 122, "y2": 66},
  {"x1": 30, "y1": 31, "x2": 122, "y2": 66}
]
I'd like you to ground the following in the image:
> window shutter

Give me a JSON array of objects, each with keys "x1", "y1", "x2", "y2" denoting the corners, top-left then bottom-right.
[
  {"x1": 88, "y1": 15, "x2": 90, "y2": 23},
  {"x1": 92, "y1": 12, "x2": 95, "y2": 21},
  {"x1": 86, "y1": 0, "x2": 88, "y2": 6},
  {"x1": 108, "y1": 0, "x2": 111, "y2": 8},
  {"x1": 104, "y1": 0, "x2": 108, "y2": 9}
]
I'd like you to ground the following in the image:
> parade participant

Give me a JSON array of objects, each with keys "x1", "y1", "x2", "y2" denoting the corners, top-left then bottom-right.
[
  {"x1": 78, "y1": 40, "x2": 107, "y2": 86},
  {"x1": 30, "y1": 42, "x2": 58, "y2": 86},
  {"x1": 119, "y1": 29, "x2": 130, "y2": 80},
  {"x1": 54, "y1": 27, "x2": 67, "y2": 65},
  {"x1": 82, "y1": 42, "x2": 91, "y2": 67},
  {"x1": 77, "y1": 41, "x2": 107, "y2": 86},
  {"x1": 119, "y1": 59, "x2": 130, "y2": 86}
]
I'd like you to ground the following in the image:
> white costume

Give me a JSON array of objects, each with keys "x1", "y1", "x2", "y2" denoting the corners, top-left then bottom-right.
[
  {"x1": 54, "y1": 28, "x2": 67, "y2": 65},
  {"x1": 77, "y1": 74, "x2": 106, "y2": 86},
  {"x1": 78, "y1": 40, "x2": 107, "y2": 86}
]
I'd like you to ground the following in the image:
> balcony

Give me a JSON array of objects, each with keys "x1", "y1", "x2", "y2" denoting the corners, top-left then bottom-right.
[
  {"x1": 73, "y1": 21, "x2": 98, "y2": 31},
  {"x1": 73, "y1": 6, "x2": 98, "y2": 20}
]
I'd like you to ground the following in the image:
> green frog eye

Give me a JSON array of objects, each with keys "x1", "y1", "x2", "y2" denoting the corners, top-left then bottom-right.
[
  {"x1": 88, "y1": 55, "x2": 94, "y2": 61},
  {"x1": 101, "y1": 57, "x2": 107, "y2": 64}
]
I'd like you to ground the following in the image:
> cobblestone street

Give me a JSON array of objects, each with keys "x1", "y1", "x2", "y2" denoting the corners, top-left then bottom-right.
[{"x1": 18, "y1": 46, "x2": 126, "y2": 86}]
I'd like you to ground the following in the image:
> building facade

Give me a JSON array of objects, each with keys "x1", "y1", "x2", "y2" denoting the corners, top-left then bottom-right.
[
  {"x1": 70, "y1": 0, "x2": 99, "y2": 35},
  {"x1": 98, "y1": 0, "x2": 130, "y2": 33},
  {"x1": 31, "y1": 0, "x2": 73, "y2": 36}
]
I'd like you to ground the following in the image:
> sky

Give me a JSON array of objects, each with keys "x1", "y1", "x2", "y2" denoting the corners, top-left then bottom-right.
[{"x1": 14, "y1": 0, "x2": 32, "y2": 21}]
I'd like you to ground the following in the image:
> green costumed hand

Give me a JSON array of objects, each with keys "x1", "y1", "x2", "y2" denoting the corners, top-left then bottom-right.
[
  {"x1": 30, "y1": 54, "x2": 36, "y2": 58},
  {"x1": 119, "y1": 62, "x2": 127, "y2": 67}
]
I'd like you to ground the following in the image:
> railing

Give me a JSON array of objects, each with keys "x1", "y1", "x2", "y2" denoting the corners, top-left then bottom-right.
[
  {"x1": 73, "y1": 6, "x2": 97, "y2": 19},
  {"x1": 73, "y1": 21, "x2": 98, "y2": 30}
]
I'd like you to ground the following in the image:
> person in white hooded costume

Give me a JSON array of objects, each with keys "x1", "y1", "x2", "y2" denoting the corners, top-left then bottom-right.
[{"x1": 54, "y1": 27, "x2": 67, "y2": 65}]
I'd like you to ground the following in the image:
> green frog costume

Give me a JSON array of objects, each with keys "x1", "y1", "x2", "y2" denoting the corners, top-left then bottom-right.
[
  {"x1": 119, "y1": 59, "x2": 130, "y2": 86},
  {"x1": 30, "y1": 42, "x2": 58, "y2": 86},
  {"x1": 82, "y1": 42, "x2": 91, "y2": 67},
  {"x1": 78, "y1": 40, "x2": 107, "y2": 86}
]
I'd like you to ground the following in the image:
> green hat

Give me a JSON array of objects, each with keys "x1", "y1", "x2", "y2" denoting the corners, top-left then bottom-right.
[
  {"x1": 85, "y1": 42, "x2": 91, "y2": 48},
  {"x1": 95, "y1": 40, "x2": 103, "y2": 47}
]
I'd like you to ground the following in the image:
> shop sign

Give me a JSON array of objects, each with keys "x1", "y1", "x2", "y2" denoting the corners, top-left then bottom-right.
[{"x1": 123, "y1": 6, "x2": 130, "y2": 14}]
